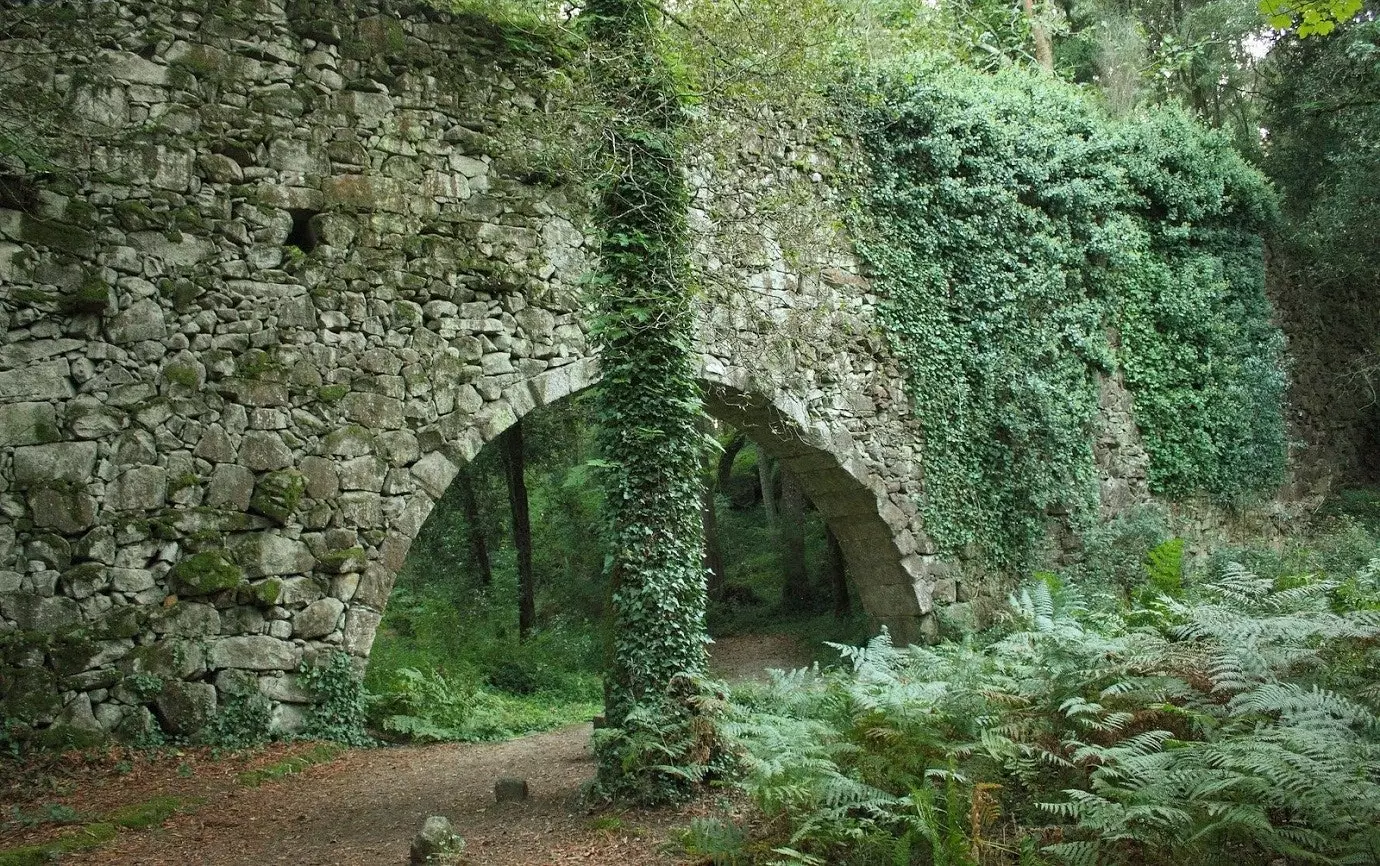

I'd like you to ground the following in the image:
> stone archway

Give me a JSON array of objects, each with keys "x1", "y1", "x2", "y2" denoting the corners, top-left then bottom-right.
[
  {"x1": 346, "y1": 357, "x2": 932, "y2": 694},
  {"x1": 0, "y1": 0, "x2": 959, "y2": 740}
]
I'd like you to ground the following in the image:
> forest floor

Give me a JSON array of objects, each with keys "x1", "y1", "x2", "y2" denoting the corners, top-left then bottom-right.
[{"x1": 0, "y1": 633, "x2": 809, "y2": 866}]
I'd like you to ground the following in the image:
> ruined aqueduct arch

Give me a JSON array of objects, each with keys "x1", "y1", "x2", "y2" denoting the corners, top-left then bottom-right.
[{"x1": 0, "y1": 0, "x2": 997, "y2": 737}]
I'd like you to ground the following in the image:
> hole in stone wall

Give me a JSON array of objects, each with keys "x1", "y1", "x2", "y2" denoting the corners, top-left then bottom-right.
[
  {"x1": 285, "y1": 209, "x2": 320, "y2": 254},
  {"x1": 0, "y1": 174, "x2": 39, "y2": 212}
]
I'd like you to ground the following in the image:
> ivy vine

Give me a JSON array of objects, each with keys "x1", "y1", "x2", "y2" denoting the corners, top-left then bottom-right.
[
  {"x1": 583, "y1": 0, "x2": 715, "y2": 803},
  {"x1": 852, "y1": 64, "x2": 1286, "y2": 568}
]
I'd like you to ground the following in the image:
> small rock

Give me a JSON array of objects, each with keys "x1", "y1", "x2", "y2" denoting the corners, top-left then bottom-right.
[
  {"x1": 410, "y1": 815, "x2": 465, "y2": 865},
  {"x1": 494, "y1": 776, "x2": 528, "y2": 803}
]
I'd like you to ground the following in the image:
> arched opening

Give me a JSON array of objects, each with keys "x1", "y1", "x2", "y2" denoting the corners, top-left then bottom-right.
[
  {"x1": 365, "y1": 393, "x2": 607, "y2": 741},
  {"x1": 355, "y1": 366, "x2": 929, "y2": 739}
]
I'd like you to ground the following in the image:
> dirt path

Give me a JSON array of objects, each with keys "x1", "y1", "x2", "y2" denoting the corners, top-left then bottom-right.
[
  {"x1": 708, "y1": 633, "x2": 813, "y2": 682},
  {"x1": 4, "y1": 634, "x2": 808, "y2": 866},
  {"x1": 74, "y1": 726, "x2": 685, "y2": 866}
]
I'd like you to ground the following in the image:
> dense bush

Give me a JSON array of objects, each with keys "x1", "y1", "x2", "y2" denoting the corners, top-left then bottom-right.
[
  {"x1": 856, "y1": 64, "x2": 1286, "y2": 568},
  {"x1": 723, "y1": 528, "x2": 1380, "y2": 865}
]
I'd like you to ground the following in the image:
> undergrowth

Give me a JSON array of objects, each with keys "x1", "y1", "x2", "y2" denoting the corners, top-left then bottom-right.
[{"x1": 720, "y1": 522, "x2": 1380, "y2": 865}]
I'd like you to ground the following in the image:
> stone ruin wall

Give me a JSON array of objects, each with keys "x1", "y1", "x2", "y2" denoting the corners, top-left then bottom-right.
[{"x1": 0, "y1": 0, "x2": 993, "y2": 742}]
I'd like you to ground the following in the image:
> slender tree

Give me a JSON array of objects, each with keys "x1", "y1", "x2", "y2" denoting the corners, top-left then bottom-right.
[
  {"x1": 455, "y1": 469, "x2": 493, "y2": 587},
  {"x1": 825, "y1": 527, "x2": 850, "y2": 617},
  {"x1": 1024, "y1": 0, "x2": 1054, "y2": 70},
  {"x1": 778, "y1": 469, "x2": 810, "y2": 610},
  {"x1": 500, "y1": 421, "x2": 536, "y2": 640},
  {"x1": 756, "y1": 444, "x2": 777, "y2": 525},
  {"x1": 717, "y1": 432, "x2": 747, "y2": 492}
]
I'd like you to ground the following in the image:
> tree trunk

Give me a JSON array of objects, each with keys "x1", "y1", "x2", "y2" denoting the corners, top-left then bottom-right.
[
  {"x1": 456, "y1": 470, "x2": 492, "y2": 586},
  {"x1": 826, "y1": 527, "x2": 850, "y2": 618},
  {"x1": 716, "y1": 432, "x2": 747, "y2": 493},
  {"x1": 756, "y1": 444, "x2": 777, "y2": 526},
  {"x1": 778, "y1": 469, "x2": 809, "y2": 611},
  {"x1": 501, "y1": 420, "x2": 536, "y2": 641},
  {"x1": 1024, "y1": 0, "x2": 1054, "y2": 71},
  {"x1": 703, "y1": 481, "x2": 725, "y2": 602}
]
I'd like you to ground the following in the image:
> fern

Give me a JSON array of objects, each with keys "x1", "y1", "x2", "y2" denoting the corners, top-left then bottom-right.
[{"x1": 725, "y1": 547, "x2": 1380, "y2": 865}]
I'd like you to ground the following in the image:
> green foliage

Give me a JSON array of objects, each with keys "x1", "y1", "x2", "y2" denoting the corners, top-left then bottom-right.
[
  {"x1": 1143, "y1": 537, "x2": 1185, "y2": 598},
  {"x1": 198, "y1": 694, "x2": 273, "y2": 750},
  {"x1": 0, "y1": 796, "x2": 194, "y2": 866},
  {"x1": 1264, "y1": 13, "x2": 1380, "y2": 289},
  {"x1": 855, "y1": 64, "x2": 1285, "y2": 567},
  {"x1": 300, "y1": 652, "x2": 372, "y2": 746},
  {"x1": 125, "y1": 672, "x2": 165, "y2": 701},
  {"x1": 676, "y1": 816, "x2": 751, "y2": 865},
  {"x1": 583, "y1": 0, "x2": 716, "y2": 803},
  {"x1": 0, "y1": 824, "x2": 117, "y2": 866},
  {"x1": 237, "y1": 743, "x2": 343, "y2": 787},
  {"x1": 365, "y1": 415, "x2": 606, "y2": 745},
  {"x1": 366, "y1": 665, "x2": 600, "y2": 743},
  {"x1": 6, "y1": 803, "x2": 78, "y2": 828},
  {"x1": 1260, "y1": 0, "x2": 1364, "y2": 35},
  {"x1": 725, "y1": 529, "x2": 1380, "y2": 865}
]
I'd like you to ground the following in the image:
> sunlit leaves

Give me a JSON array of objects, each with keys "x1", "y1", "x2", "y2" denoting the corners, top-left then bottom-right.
[{"x1": 1259, "y1": 0, "x2": 1365, "y2": 36}]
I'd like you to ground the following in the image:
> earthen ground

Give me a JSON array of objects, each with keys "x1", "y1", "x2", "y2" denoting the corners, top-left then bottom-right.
[{"x1": 0, "y1": 634, "x2": 808, "y2": 865}]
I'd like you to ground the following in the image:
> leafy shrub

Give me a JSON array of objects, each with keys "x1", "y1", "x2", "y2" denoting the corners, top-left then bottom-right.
[
  {"x1": 300, "y1": 652, "x2": 372, "y2": 746},
  {"x1": 676, "y1": 816, "x2": 751, "y2": 865},
  {"x1": 855, "y1": 64, "x2": 1285, "y2": 567},
  {"x1": 369, "y1": 667, "x2": 477, "y2": 743},
  {"x1": 725, "y1": 544, "x2": 1380, "y2": 865},
  {"x1": 199, "y1": 694, "x2": 273, "y2": 750}
]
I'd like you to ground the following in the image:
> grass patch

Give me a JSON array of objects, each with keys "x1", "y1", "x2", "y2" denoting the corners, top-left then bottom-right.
[
  {"x1": 103, "y1": 795, "x2": 198, "y2": 830},
  {"x1": 237, "y1": 743, "x2": 343, "y2": 787},
  {"x1": 0, "y1": 795, "x2": 200, "y2": 866},
  {"x1": 0, "y1": 823, "x2": 117, "y2": 866}
]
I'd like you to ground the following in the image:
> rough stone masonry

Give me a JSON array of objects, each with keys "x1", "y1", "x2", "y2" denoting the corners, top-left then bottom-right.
[{"x1": 0, "y1": 0, "x2": 1148, "y2": 741}]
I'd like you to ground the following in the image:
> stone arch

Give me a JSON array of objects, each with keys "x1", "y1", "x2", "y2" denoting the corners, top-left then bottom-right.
[
  {"x1": 349, "y1": 357, "x2": 930, "y2": 681},
  {"x1": 0, "y1": 0, "x2": 966, "y2": 741}
]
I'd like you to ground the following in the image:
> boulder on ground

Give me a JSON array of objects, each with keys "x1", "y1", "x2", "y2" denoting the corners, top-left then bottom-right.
[
  {"x1": 409, "y1": 815, "x2": 466, "y2": 865},
  {"x1": 494, "y1": 776, "x2": 529, "y2": 803}
]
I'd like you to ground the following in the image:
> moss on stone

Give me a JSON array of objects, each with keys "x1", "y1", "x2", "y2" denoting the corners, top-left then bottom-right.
[
  {"x1": 61, "y1": 561, "x2": 105, "y2": 587},
  {"x1": 161, "y1": 363, "x2": 200, "y2": 388},
  {"x1": 112, "y1": 199, "x2": 162, "y2": 232},
  {"x1": 248, "y1": 578, "x2": 283, "y2": 607},
  {"x1": 0, "y1": 666, "x2": 63, "y2": 721},
  {"x1": 95, "y1": 606, "x2": 146, "y2": 640},
  {"x1": 170, "y1": 206, "x2": 205, "y2": 232},
  {"x1": 159, "y1": 277, "x2": 203, "y2": 312},
  {"x1": 322, "y1": 425, "x2": 375, "y2": 455},
  {"x1": 18, "y1": 215, "x2": 94, "y2": 256},
  {"x1": 47, "y1": 633, "x2": 100, "y2": 677},
  {"x1": 391, "y1": 300, "x2": 423, "y2": 323},
  {"x1": 63, "y1": 198, "x2": 100, "y2": 228},
  {"x1": 340, "y1": 17, "x2": 406, "y2": 61},
  {"x1": 316, "y1": 384, "x2": 350, "y2": 403},
  {"x1": 59, "y1": 275, "x2": 111, "y2": 315},
  {"x1": 249, "y1": 470, "x2": 305, "y2": 524},
  {"x1": 168, "y1": 472, "x2": 200, "y2": 494},
  {"x1": 236, "y1": 349, "x2": 280, "y2": 380},
  {"x1": 171, "y1": 42, "x2": 238, "y2": 81},
  {"x1": 168, "y1": 549, "x2": 245, "y2": 596},
  {"x1": 12, "y1": 288, "x2": 55, "y2": 307},
  {"x1": 317, "y1": 546, "x2": 365, "y2": 574}
]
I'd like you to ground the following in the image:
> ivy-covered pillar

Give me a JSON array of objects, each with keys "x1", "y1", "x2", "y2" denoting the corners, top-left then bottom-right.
[{"x1": 584, "y1": 0, "x2": 713, "y2": 801}]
